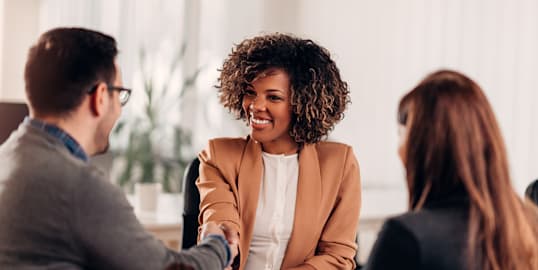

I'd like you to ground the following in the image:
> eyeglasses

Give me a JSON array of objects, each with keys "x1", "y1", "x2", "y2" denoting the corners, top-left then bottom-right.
[
  {"x1": 88, "y1": 84, "x2": 132, "y2": 106},
  {"x1": 107, "y1": 86, "x2": 132, "y2": 106}
]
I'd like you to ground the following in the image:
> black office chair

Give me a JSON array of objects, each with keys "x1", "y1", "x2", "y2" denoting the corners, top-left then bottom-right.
[
  {"x1": 525, "y1": 179, "x2": 538, "y2": 205},
  {"x1": 180, "y1": 157, "x2": 363, "y2": 269},
  {"x1": 182, "y1": 157, "x2": 201, "y2": 249},
  {"x1": 0, "y1": 102, "x2": 29, "y2": 145}
]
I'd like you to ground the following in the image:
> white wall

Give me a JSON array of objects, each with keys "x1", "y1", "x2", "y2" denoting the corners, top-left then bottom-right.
[
  {"x1": 0, "y1": 0, "x2": 39, "y2": 102},
  {"x1": 288, "y1": 0, "x2": 538, "y2": 194}
]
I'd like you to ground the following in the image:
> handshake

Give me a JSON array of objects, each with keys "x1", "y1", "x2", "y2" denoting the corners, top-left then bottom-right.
[{"x1": 201, "y1": 221, "x2": 240, "y2": 270}]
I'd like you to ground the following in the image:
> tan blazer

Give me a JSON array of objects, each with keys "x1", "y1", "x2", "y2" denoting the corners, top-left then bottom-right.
[{"x1": 197, "y1": 137, "x2": 361, "y2": 270}]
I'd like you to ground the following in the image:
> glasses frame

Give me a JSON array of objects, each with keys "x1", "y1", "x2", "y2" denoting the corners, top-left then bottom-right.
[
  {"x1": 107, "y1": 85, "x2": 132, "y2": 106},
  {"x1": 88, "y1": 84, "x2": 132, "y2": 106}
]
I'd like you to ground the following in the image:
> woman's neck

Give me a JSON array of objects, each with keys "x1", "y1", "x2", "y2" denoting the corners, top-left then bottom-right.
[{"x1": 261, "y1": 141, "x2": 299, "y2": 155}]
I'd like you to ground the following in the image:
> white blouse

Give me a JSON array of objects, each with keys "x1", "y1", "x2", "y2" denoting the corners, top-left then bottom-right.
[{"x1": 244, "y1": 152, "x2": 299, "y2": 270}]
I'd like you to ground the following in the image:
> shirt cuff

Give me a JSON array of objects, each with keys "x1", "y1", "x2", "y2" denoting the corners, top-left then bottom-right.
[{"x1": 205, "y1": 234, "x2": 231, "y2": 266}]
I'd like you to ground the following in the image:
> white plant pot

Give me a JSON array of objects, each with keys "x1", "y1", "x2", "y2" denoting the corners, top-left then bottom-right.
[{"x1": 135, "y1": 182, "x2": 161, "y2": 212}]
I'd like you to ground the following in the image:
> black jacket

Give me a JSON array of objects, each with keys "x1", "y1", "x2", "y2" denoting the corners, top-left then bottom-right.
[{"x1": 365, "y1": 196, "x2": 470, "y2": 270}]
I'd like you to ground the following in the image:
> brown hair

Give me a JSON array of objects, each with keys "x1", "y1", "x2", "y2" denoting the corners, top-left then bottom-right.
[
  {"x1": 217, "y1": 33, "x2": 350, "y2": 144},
  {"x1": 398, "y1": 70, "x2": 538, "y2": 270},
  {"x1": 25, "y1": 27, "x2": 118, "y2": 116}
]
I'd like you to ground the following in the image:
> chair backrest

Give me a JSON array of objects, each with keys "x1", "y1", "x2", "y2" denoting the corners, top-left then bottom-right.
[
  {"x1": 526, "y1": 179, "x2": 538, "y2": 205},
  {"x1": 182, "y1": 157, "x2": 201, "y2": 249},
  {"x1": 0, "y1": 102, "x2": 29, "y2": 145}
]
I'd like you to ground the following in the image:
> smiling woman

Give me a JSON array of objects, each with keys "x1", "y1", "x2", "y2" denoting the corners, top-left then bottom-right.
[
  {"x1": 241, "y1": 68, "x2": 295, "y2": 155},
  {"x1": 197, "y1": 33, "x2": 361, "y2": 270}
]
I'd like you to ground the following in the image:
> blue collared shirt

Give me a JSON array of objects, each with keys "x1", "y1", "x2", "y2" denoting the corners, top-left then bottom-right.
[{"x1": 24, "y1": 117, "x2": 89, "y2": 162}]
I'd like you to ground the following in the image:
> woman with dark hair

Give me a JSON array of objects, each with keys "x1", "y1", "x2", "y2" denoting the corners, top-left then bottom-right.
[
  {"x1": 365, "y1": 70, "x2": 538, "y2": 270},
  {"x1": 197, "y1": 33, "x2": 361, "y2": 270}
]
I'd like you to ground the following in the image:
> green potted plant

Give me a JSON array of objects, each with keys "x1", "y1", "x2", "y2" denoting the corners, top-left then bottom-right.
[{"x1": 112, "y1": 45, "x2": 199, "y2": 212}]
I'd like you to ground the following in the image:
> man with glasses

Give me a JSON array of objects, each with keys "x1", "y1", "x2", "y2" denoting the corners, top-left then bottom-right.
[{"x1": 0, "y1": 27, "x2": 237, "y2": 270}]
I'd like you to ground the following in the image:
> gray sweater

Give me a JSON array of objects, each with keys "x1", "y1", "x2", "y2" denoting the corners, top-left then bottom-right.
[{"x1": 0, "y1": 124, "x2": 228, "y2": 270}]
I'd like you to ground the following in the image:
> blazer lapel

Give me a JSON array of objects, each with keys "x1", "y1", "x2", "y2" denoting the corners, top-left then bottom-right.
[
  {"x1": 237, "y1": 138, "x2": 263, "y2": 267},
  {"x1": 281, "y1": 144, "x2": 322, "y2": 268}
]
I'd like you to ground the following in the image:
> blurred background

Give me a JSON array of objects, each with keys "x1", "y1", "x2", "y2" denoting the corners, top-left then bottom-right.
[{"x1": 1, "y1": 0, "x2": 538, "y2": 262}]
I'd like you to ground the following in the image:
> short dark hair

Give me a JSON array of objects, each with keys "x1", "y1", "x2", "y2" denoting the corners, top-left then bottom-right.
[
  {"x1": 24, "y1": 27, "x2": 118, "y2": 115},
  {"x1": 217, "y1": 33, "x2": 350, "y2": 144}
]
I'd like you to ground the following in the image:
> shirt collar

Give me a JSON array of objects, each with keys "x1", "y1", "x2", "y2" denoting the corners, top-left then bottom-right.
[{"x1": 24, "y1": 117, "x2": 89, "y2": 162}]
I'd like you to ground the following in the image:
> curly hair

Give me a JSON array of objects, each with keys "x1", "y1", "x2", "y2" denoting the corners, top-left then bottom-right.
[{"x1": 217, "y1": 33, "x2": 350, "y2": 144}]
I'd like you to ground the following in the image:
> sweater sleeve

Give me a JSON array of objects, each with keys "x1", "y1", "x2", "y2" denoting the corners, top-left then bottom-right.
[
  {"x1": 71, "y1": 168, "x2": 229, "y2": 270},
  {"x1": 363, "y1": 218, "x2": 420, "y2": 270}
]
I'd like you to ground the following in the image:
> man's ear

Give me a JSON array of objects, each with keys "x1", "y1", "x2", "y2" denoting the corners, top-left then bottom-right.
[{"x1": 89, "y1": 82, "x2": 109, "y2": 116}]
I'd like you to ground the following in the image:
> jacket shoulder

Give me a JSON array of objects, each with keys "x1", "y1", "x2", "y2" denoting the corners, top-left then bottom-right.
[
  {"x1": 314, "y1": 141, "x2": 356, "y2": 164},
  {"x1": 386, "y1": 208, "x2": 468, "y2": 268},
  {"x1": 206, "y1": 137, "x2": 248, "y2": 158},
  {"x1": 315, "y1": 141, "x2": 352, "y2": 152},
  {"x1": 389, "y1": 207, "x2": 468, "y2": 245},
  {"x1": 200, "y1": 137, "x2": 249, "y2": 169},
  {"x1": 209, "y1": 137, "x2": 248, "y2": 150}
]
